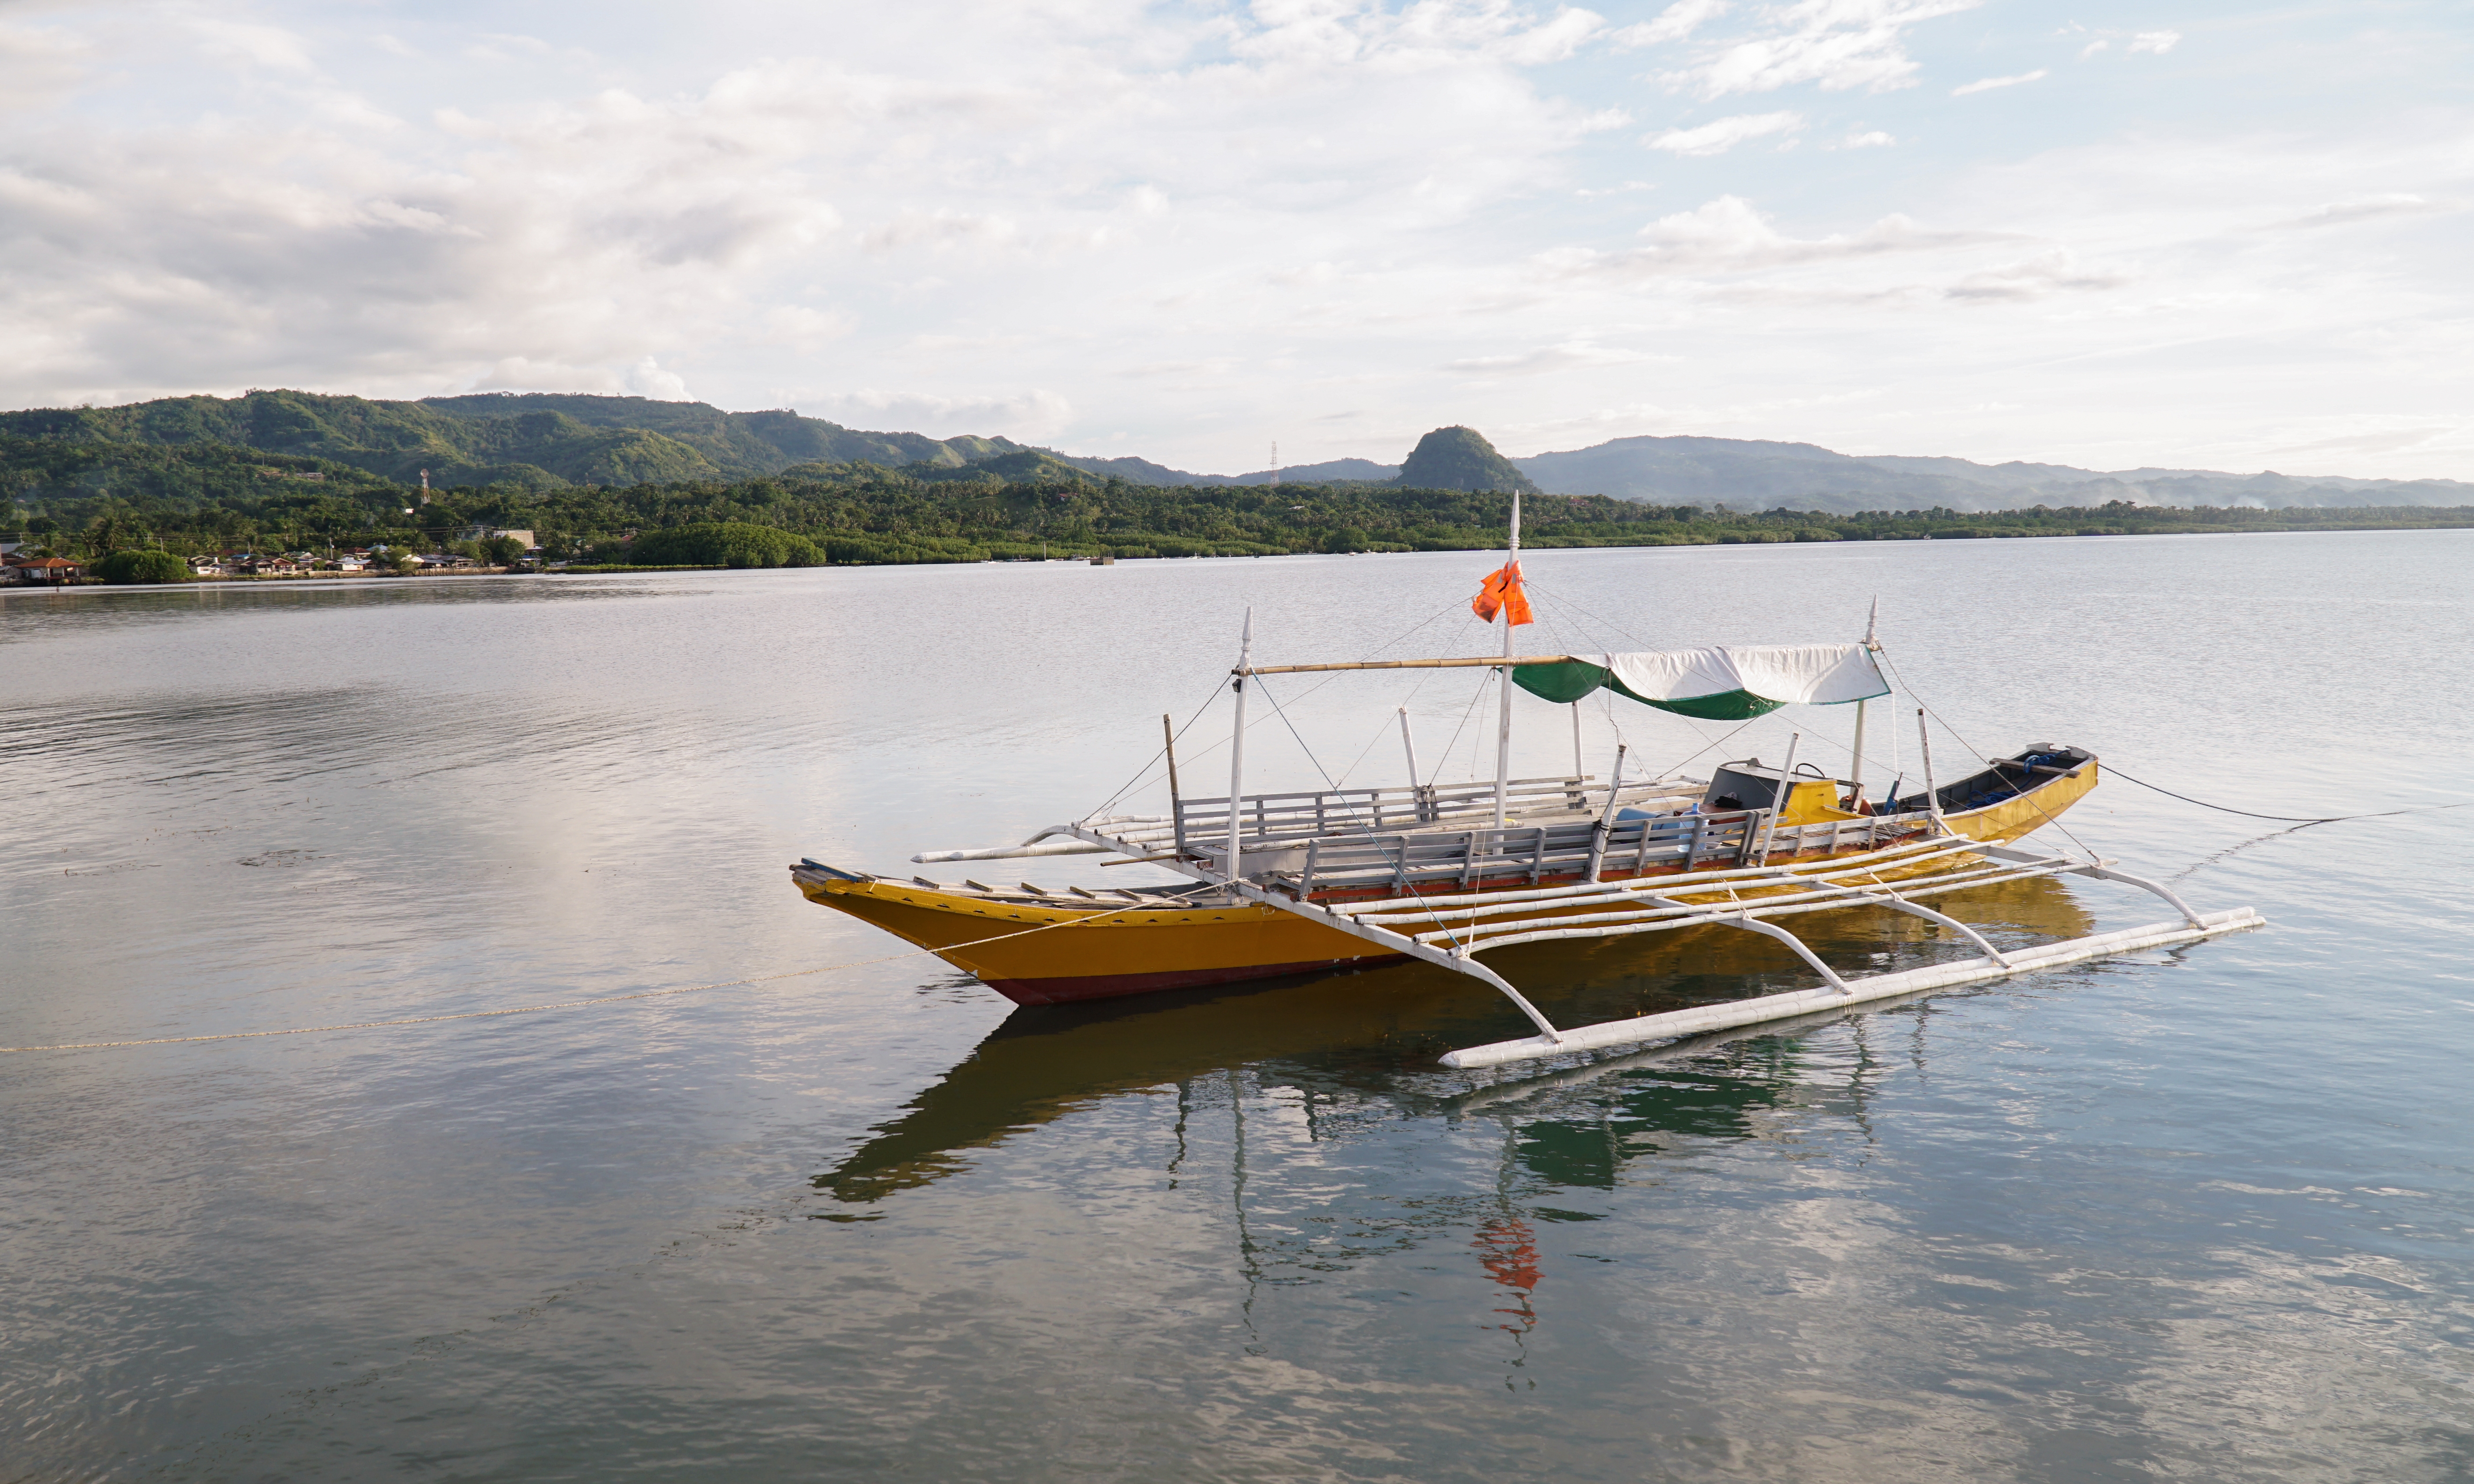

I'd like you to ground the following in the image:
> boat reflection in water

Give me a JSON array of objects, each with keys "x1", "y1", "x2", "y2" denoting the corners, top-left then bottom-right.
[
  {"x1": 818, "y1": 875, "x2": 2095, "y2": 1196},
  {"x1": 817, "y1": 876, "x2": 2093, "y2": 1361}
]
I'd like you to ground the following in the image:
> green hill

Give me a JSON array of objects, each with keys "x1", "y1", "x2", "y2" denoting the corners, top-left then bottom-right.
[
  {"x1": 417, "y1": 393, "x2": 1025, "y2": 473},
  {"x1": 903, "y1": 449, "x2": 1098, "y2": 486},
  {"x1": 1394, "y1": 426, "x2": 1541, "y2": 494},
  {"x1": 0, "y1": 389, "x2": 1034, "y2": 493},
  {"x1": 7, "y1": 394, "x2": 2470, "y2": 570}
]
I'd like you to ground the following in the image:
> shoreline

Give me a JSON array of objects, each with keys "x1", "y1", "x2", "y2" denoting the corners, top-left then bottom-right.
[{"x1": 8, "y1": 521, "x2": 2471, "y2": 598}]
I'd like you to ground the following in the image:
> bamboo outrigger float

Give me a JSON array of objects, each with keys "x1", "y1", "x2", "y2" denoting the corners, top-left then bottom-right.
[{"x1": 793, "y1": 500, "x2": 2260, "y2": 1069}]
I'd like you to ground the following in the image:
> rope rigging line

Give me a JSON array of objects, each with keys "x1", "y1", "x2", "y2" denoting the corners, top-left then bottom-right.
[
  {"x1": 1078, "y1": 677, "x2": 1226, "y2": 823},
  {"x1": 1232, "y1": 675, "x2": 1469, "y2": 949},
  {"x1": 0, "y1": 898, "x2": 1172, "y2": 1056},
  {"x1": 1427, "y1": 666, "x2": 1494, "y2": 789},
  {"x1": 1327, "y1": 608, "x2": 1483, "y2": 789},
  {"x1": 1518, "y1": 576, "x2": 1661, "y2": 653},
  {"x1": 2102, "y1": 767, "x2": 2474, "y2": 826},
  {"x1": 1082, "y1": 595, "x2": 1476, "y2": 819},
  {"x1": 1873, "y1": 640, "x2": 2103, "y2": 863}
]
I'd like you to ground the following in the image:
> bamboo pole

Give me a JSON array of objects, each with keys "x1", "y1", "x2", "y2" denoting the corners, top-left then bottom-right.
[
  {"x1": 1917, "y1": 707, "x2": 1943, "y2": 831},
  {"x1": 1850, "y1": 597, "x2": 1879, "y2": 805},
  {"x1": 1226, "y1": 608, "x2": 1253, "y2": 883},
  {"x1": 1493, "y1": 492, "x2": 1521, "y2": 829},
  {"x1": 1163, "y1": 713, "x2": 1185, "y2": 858},
  {"x1": 1584, "y1": 743, "x2": 1628, "y2": 883},
  {"x1": 1243, "y1": 655, "x2": 1576, "y2": 676},
  {"x1": 1758, "y1": 731, "x2": 1800, "y2": 864}
]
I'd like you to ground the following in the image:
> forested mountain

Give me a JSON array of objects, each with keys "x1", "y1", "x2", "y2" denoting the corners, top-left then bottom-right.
[
  {"x1": 1506, "y1": 436, "x2": 2474, "y2": 513},
  {"x1": 4, "y1": 388, "x2": 2468, "y2": 517},
  {"x1": 13, "y1": 442, "x2": 2470, "y2": 574},
  {"x1": 0, "y1": 389, "x2": 1031, "y2": 491},
  {"x1": 1114, "y1": 433, "x2": 2474, "y2": 511}
]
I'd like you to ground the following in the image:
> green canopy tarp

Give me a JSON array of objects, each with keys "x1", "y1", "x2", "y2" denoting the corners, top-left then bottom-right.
[{"x1": 1513, "y1": 644, "x2": 1890, "y2": 720}]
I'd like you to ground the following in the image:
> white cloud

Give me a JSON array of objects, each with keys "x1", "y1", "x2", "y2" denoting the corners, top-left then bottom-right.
[
  {"x1": 1669, "y1": 0, "x2": 1982, "y2": 98},
  {"x1": 1607, "y1": 0, "x2": 1728, "y2": 48},
  {"x1": 1644, "y1": 110, "x2": 1803, "y2": 155},
  {"x1": 0, "y1": 0, "x2": 2466, "y2": 481},
  {"x1": 1554, "y1": 193, "x2": 1996, "y2": 277},
  {"x1": 1487, "y1": 7, "x2": 1610, "y2": 64},
  {"x1": 626, "y1": 356, "x2": 690, "y2": 398},
  {"x1": 0, "y1": 17, "x2": 91, "y2": 112},
  {"x1": 2268, "y1": 422, "x2": 2456, "y2": 457},
  {"x1": 2080, "y1": 39, "x2": 2109, "y2": 58},
  {"x1": 793, "y1": 389, "x2": 1074, "y2": 440},
  {"x1": 187, "y1": 17, "x2": 315, "y2": 72},
  {"x1": 1443, "y1": 339, "x2": 1649, "y2": 374},
  {"x1": 2269, "y1": 194, "x2": 2445, "y2": 229},
  {"x1": 860, "y1": 210, "x2": 1019, "y2": 256},
  {"x1": 2129, "y1": 30, "x2": 2181, "y2": 55},
  {"x1": 1952, "y1": 68, "x2": 2048, "y2": 96},
  {"x1": 1942, "y1": 249, "x2": 2129, "y2": 301},
  {"x1": 758, "y1": 305, "x2": 853, "y2": 349}
]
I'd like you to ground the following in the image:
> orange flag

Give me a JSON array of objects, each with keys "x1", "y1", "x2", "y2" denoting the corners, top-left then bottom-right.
[{"x1": 1471, "y1": 560, "x2": 1534, "y2": 626}]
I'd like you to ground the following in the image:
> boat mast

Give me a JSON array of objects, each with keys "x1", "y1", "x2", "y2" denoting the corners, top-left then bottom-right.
[
  {"x1": 1492, "y1": 492, "x2": 1521, "y2": 829},
  {"x1": 1851, "y1": 597, "x2": 1878, "y2": 802},
  {"x1": 1227, "y1": 607, "x2": 1254, "y2": 884},
  {"x1": 1163, "y1": 713, "x2": 1185, "y2": 859},
  {"x1": 1916, "y1": 706, "x2": 1944, "y2": 831}
]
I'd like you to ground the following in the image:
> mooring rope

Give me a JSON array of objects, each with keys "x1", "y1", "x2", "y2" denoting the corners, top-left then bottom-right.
[
  {"x1": 1872, "y1": 641, "x2": 2104, "y2": 863},
  {"x1": 0, "y1": 898, "x2": 1165, "y2": 1055},
  {"x1": 2102, "y1": 766, "x2": 2473, "y2": 826}
]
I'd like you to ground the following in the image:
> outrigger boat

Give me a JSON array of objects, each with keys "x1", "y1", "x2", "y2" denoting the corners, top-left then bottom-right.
[{"x1": 794, "y1": 502, "x2": 2260, "y2": 1070}]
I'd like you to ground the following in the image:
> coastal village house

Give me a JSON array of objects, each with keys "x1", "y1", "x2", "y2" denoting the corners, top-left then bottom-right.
[{"x1": 4, "y1": 555, "x2": 83, "y2": 584}]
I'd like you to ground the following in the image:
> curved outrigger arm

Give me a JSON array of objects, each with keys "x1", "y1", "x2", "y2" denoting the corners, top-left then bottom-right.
[
  {"x1": 1046, "y1": 814, "x2": 2259, "y2": 1073},
  {"x1": 1283, "y1": 840, "x2": 2253, "y2": 1071},
  {"x1": 1720, "y1": 914, "x2": 1851, "y2": 993},
  {"x1": 1971, "y1": 843, "x2": 2205, "y2": 928}
]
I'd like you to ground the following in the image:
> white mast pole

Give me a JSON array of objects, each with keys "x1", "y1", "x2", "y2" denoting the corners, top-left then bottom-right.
[
  {"x1": 1492, "y1": 492, "x2": 1521, "y2": 829},
  {"x1": 1570, "y1": 704, "x2": 1584, "y2": 779},
  {"x1": 1226, "y1": 607, "x2": 1254, "y2": 885},
  {"x1": 1397, "y1": 706, "x2": 1420, "y2": 788},
  {"x1": 1917, "y1": 706, "x2": 1944, "y2": 833},
  {"x1": 1851, "y1": 597, "x2": 1878, "y2": 803}
]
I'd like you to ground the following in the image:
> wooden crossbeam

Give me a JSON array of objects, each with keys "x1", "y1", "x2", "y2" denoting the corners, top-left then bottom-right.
[{"x1": 1239, "y1": 655, "x2": 1579, "y2": 675}]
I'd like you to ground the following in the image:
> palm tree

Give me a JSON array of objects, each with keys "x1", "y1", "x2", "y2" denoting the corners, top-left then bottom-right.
[{"x1": 84, "y1": 512, "x2": 132, "y2": 556}]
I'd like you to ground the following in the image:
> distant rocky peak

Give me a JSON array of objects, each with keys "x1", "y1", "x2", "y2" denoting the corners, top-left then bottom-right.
[{"x1": 1394, "y1": 426, "x2": 1541, "y2": 494}]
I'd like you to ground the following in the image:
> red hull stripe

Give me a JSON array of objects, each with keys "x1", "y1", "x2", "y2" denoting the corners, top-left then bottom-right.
[{"x1": 982, "y1": 954, "x2": 1403, "y2": 1006}]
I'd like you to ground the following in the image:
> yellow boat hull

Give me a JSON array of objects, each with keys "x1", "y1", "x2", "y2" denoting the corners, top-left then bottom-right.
[
  {"x1": 794, "y1": 875, "x2": 1395, "y2": 1004},
  {"x1": 794, "y1": 762, "x2": 2099, "y2": 1006}
]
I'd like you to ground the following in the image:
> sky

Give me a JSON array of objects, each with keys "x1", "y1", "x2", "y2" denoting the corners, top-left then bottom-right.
[{"x1": 1, "y1": 0, "x2": 2468, "y2": 479}]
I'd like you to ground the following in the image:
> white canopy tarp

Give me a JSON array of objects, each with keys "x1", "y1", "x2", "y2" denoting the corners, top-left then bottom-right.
[
  {"x1": 1514, "y1": 644, "x2": 1889, "y2": 718},
  {"x1": 1604, "y1": 644, "x2": 1889, "y2": 706}
]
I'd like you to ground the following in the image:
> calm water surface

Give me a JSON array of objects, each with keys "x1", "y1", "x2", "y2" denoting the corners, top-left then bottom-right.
[{"x1": 4, "y1": 534, "x2": 2472, "y2": 1482}]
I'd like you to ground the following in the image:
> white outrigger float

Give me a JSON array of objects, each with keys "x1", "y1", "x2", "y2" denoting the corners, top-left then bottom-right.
[{"x1": 794, "y1": 502, "x2": 2261, "y2": 1070}]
